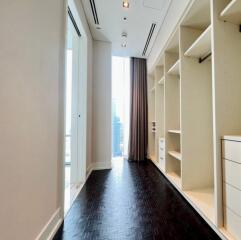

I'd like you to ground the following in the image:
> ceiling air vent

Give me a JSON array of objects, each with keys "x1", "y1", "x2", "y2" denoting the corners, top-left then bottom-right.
[
  {"x1": 142, "y1": 23, "x2": 156, "y2": 56},
  {"x1": 89, "y1": 0, "x2": 99, "y2": 25}
]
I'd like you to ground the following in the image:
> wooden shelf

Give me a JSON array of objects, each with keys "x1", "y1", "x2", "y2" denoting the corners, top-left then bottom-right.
[
  {"x1": 220, "y1": 0, "x2": 241, "y2": 25},
  {"x1": 168, "y1": 151, "x2": 182, "y2": 161},
  {"x1": 184, "y1": 26, "x2": 211, "y2": 59},
  {"x1": 220, "y1": 227, "x2": 236, "y2": 240},
  {"x1": 167, "y1": 60, "x2": 180, "y2": 76},
  {"x1": 158, "y1": 76, "x2": 165, "y2": 85},
  {"x1": 167, "y1": 172, "x2": 181, "y2": 189},
  {"x1": 168, "y1": 129, "x2": 181, "y2": 134},
  {"x1": 150, "y1": 87, "x2": 156, "y2": 92},
  {"x1": 184, "y1": 187, "x2": 215, "y2": 224}
]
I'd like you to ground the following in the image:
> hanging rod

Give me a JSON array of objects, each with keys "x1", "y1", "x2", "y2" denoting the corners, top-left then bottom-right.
[{"x1": 199, "y1": 52, "x2": 212, "y2": 64}]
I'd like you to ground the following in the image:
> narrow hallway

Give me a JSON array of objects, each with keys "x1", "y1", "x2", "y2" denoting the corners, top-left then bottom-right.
[{"x1": 54, "y1": 159, "x2": 220, "y2": 240}]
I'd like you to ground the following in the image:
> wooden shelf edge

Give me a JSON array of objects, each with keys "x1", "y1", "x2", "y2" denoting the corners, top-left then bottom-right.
[
  {"x1": 158, "y1": 76, "x2": 165, "y2": 85},
  {"x1": 150, "y1": 87, "x2": 156, "y2": 92},
  {"x1": 184, "y1": 25, "x2": 211, "y2": 58},
  {"x1": 168, "y1": 150, "x2": 182, "y2": 161},
  {"x1": 168, "y1": 129, "x2": 181, "y2": 134},
  {"x1": 220, "y1": 0, "x2": 238, "y2": 21},
  {"x1": 167, "y1": 59, "x2": 180, "y2": 76}
]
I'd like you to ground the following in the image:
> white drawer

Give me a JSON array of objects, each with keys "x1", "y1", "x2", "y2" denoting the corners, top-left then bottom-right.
[
  {"x1": 222, "y1": 140, "x2": 241, "y2": 164},
  {"x1": 159, "y1": 156, "x2": 164, "y2": 162},
  {"x1": 159, "y1": 138, "x2": 165, "y2": 148},
  {"x1": 159, "y1": 146, "x2": 165, "y2": 152},
  {"x1": 224, "y1": 207, "x2": 241, "y2": 240},
  {"x1": 223, "y1": 159, "x2": 241, "y2": 190},
  {"x1": 224, "y1": 183, "x2": 241, "y2": 217},
  {"x1": 159, "y1": 149, "x2": 165, "y2": 158}
]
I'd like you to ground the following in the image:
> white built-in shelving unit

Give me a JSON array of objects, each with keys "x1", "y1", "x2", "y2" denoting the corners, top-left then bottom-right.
[{"x1": 147, "y1": 0, "x2": 241, "y2": 239}]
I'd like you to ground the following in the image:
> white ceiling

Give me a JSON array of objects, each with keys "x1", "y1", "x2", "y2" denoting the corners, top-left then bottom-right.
[{"x1": 81, "y1": 0, "x2": 171, "y2": 58}]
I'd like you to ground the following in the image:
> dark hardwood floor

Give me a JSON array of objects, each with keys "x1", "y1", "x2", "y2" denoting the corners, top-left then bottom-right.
[{"x1": 54, "y1": 158, "x2": 221, "y2": 240}]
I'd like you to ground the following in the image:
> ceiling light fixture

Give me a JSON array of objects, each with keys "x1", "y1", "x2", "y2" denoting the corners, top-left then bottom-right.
[
  {"x1": 121, "y1": 43, "x2": 127, "y2": 47},
  {"x1": 123, "y1": 0, "x2": 129, "y2": 8}
]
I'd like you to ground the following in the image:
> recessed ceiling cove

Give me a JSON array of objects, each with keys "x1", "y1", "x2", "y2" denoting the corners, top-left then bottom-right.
[{"x1": 81, "y1": 0, "x2": 171, "y2": 58}]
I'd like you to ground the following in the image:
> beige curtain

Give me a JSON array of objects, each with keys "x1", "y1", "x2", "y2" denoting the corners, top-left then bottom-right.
[{"x1": 128, "y1": 58, "x2": 148, "y2": 161}]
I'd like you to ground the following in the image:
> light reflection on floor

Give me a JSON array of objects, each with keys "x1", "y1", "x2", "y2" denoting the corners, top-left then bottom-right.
[{"x1": 112, "y1": 157, "x2": 125, "y2": 178}]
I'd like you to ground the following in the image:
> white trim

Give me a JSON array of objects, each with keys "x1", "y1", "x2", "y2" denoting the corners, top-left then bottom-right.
[
  {"x1": 86, "y1": 163, "x2": 93, "y2": 176},
  {"x1": 35, "y1": 208, "x2": 63, "y2": 240},
  {"x1": 92, "y1": 161, "x2": 112, "y2": 170},
  {"x1": 39, "y1": 163, "x2": 109, "y2": 239}
]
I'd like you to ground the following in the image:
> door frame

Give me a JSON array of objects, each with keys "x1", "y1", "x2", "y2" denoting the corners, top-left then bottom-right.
[{"x1": 60, "y1": 0, "x2": 88, "y2": 218}]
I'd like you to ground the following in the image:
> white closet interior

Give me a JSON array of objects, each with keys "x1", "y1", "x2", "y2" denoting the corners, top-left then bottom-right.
[{"x1": 147, "y1": 0, "x2": 241, "y2": 239}]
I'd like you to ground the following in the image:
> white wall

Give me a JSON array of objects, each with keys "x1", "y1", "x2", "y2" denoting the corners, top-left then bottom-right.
[
  {"x1": 92, "y1": 41, "x2": 112, "y2": 168},
  {"x1": 0, "y1": 0, "x2": 93, "y2": 239},
  {"x1": 147, "y1": 0, "x2": 192, "y2": 71}
]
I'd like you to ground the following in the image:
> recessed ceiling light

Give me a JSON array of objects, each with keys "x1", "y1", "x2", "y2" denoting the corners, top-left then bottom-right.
[
  {"x1": 123, "y1": 1, "x2": 129, "y2": 8},
  {"x1": 123, "y1": 17, "x2": 127, "y2": 21}
]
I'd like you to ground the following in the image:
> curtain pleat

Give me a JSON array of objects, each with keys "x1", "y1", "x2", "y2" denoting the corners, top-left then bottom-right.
[{"x1": 128, "y1": 57, "x2": 148, "y2": 161}]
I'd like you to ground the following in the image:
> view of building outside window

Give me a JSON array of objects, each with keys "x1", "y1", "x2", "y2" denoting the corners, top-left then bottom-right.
[{"x1": 112, "y1": 57, "x2": 130, "y2": 158}]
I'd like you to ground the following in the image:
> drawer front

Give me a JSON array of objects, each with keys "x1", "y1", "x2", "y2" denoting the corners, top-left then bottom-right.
[
  {"x1": 224, "y1": 207, "x2": 241, "y2": 240},
  {"x1": 224, "y1": 183, "x2": 241, "y2": 217},
  {"x1": 159, "y1": 148, "x2": 165, "y2": 158},
  {"x1": 159, "y1": 138, "x2": 165, "y2": 147},
  {"x1": 159, "y1": 150, "x2": 165, "y2": 157},
  {"x1": 223, "y1": 159, "x2": 241, "y2": 190},
  {"x1": 223, "y1": 140, "x2": 241, "y2": 163},
  {"x1": 159, "y1": 142, "x2": 165, "y2": 149},
  {"x1": 159, "y1": 146, "x2": 165, "y2": 152},
  {"x1": 159, "y1": 156, "x2": 165, "y2": 162}
]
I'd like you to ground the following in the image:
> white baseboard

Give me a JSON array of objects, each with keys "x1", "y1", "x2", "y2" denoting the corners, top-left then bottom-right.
[
  {"x1": 86, "y1": 164, "x2": 93, "y2": 177},
  {"x1": 92, "y1": 161, "x2": 112, "y2": 170},
  {"x1": 35, "y1": 208, "x2": 63, "y2": 240},
  {"x1": 36, "y1": 162, "x2": 111, "y2": 240}
]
